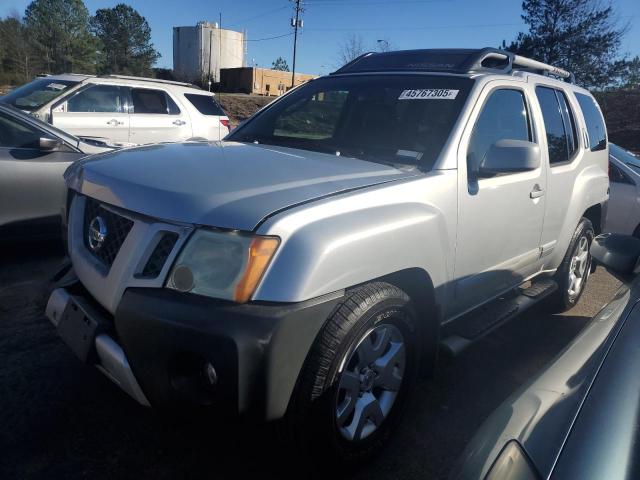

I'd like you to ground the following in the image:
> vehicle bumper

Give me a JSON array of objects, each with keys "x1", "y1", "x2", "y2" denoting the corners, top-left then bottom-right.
[{"x1": 46, "y1": 283, "x2": 343, "y2": 420}]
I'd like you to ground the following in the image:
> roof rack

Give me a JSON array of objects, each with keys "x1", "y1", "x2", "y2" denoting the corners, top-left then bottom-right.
[
  {"x1": 333, "y1": 48, "x2": 574, "y2": 82},
  {"x1": 99, "y1": 74, "x2": 201, "y2": 89}
]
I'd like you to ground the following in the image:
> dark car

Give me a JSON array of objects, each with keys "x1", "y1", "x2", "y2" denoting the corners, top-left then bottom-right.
[
  {"x1": 0, "y1": 103, "x2": 112, "y2": 240},
  {"x1": 452, "y1": 233, "x2": 640, "y2": 480}
]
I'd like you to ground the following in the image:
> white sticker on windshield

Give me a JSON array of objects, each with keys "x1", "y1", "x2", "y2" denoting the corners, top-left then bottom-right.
[
  {"x1": 398, "y1": 89, "x2": 459, "y2": 100},
  {"x1": 47, "y1": 83, "x2": 68, "y2": 91}
]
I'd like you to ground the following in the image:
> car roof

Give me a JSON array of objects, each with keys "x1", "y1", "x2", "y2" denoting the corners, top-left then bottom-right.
[{"x1": 36, "y1": 73, "x2": 94, "y2": 82}]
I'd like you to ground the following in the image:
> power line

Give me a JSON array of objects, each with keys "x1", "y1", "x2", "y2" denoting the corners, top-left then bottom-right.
[
  {"x1": 226, "y1": 5, "x2": 290, "y2": 27},
  {"x1": 306, "y1": 22, "x2": 524, "y2": 32},
  {"x1": 244, "y1": 32, "x2": 294, "y2": 42}
]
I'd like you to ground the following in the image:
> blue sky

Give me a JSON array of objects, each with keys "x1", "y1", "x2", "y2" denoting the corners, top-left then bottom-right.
[{"x1": 2, "y1": 0, "x2": 639, "y2": 75}]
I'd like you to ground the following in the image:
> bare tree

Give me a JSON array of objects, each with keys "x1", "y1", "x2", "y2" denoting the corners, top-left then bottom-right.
[{"x1": 337, "y1": 34, "x2": 367, "y2": 66}]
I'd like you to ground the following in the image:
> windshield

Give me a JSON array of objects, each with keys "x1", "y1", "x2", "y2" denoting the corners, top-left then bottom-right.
[
  {"x1": 1, "y1": 78, "x2": 80, "y2": 111},
  {"x1": 228, "y1": 74, "x2": 473, "y2": 169}
]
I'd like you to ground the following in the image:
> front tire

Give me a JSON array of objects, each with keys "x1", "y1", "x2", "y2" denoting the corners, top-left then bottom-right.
[
  {"x1": 547, "y1": 218, "x2": 594, "y2": 312},
  {"x1": 285, "y1": 282, "x2": 419, "y2": 464}
]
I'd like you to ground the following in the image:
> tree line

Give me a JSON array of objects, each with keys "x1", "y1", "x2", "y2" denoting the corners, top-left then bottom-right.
[{"x1": 0, "y1": 0, "x2": 160, "y2": 85}]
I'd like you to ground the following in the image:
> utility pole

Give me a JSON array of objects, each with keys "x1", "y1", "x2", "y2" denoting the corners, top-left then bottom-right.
[{"x1": 290, "y1": 0, "x2": 303, "y2": 89}]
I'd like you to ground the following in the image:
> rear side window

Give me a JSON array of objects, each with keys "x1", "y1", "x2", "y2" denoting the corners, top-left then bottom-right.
[
  {"x1": 131, "y1": 88, "x2": 180, "y2": 114},
  {"x1": 535, "y1": 86, "x2": 577, "y2": 165},
  {"x1": 67, "y1": 85, "x2": 126, "y2": 113},
  {"x1": 467, "y1": 88, "x2": 531, "y2": 174},
  {"x1": 184, "y1": 94, "x2": 226, "y2": 116},
  {"x1": 575, "y1": 93, "x2": 607, "y2": 151}
]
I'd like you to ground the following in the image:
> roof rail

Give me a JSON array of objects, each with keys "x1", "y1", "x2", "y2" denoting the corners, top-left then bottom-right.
[
  {"x1": 99, "y1": 74, "x2": 201, "y2": 89},
  {"x1": 332, "y1": 48, "x2": 574, "y2": 82}
]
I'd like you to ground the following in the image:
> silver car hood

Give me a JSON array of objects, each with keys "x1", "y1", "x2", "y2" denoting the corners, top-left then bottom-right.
[{"x1": 66, "y1": 141, "x2": 419, "y2": 231}]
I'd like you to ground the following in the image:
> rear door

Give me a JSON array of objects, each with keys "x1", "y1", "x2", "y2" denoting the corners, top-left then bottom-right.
[
  {"x1": 128, "y1": 88, "x2": 191, "y2": 144},
  {"x1": 50, "y1": 84, "x2": 130, "y2": 143},
  {"x1": 535, "y1": 86, "x2": 584, "y2": 262},
  {"x1": 0, "y1": 110, "x2": 83, "y2": 229}
]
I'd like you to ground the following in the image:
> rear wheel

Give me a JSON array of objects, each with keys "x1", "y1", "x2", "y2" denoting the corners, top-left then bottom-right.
[
  {"x1": 285, "y1": 282, "x2": 420, "y2": 464},
  {"x1": 547, "y1": 218, "x2": 594, "y2": 312}
]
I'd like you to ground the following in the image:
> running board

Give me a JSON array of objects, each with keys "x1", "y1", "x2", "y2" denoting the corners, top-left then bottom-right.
[{"x1": 440, "y1": 278, "x2": 558, "y2": 356}]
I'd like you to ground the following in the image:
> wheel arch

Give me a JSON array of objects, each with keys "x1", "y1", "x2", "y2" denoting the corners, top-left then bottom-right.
[
  {"x1": 583, "y1": 202, "x2": 603, "y2": 236},
  {"x1": 357, "y1": 267, "x2": 441, "y2": 377}
]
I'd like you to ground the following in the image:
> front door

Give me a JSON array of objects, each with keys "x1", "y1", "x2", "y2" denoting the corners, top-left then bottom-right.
[
  {"x1": 128, "y1": 88, "x2": 192, "y2": 144},
  {"x1": 51, "y1": 84, "x2": 130, "y2": 144},
  {"x1": 0, "y1": 111, "x2": 82, "y2": 229},
  {"x1": 452, "y1": 85, "x2": 546, "y2": 317}
]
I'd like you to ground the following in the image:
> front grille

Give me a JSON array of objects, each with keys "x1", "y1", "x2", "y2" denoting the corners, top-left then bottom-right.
[
  {"x1": 139, "y1": 232, "x2": 179, "y2": 278},
  {"x1": 83, "y1": 198, "x2": 134, "y2": 268}
]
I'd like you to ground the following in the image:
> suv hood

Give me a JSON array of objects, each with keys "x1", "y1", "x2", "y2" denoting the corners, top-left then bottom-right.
[{"x1": 66, "y1": 141, "x2": 419, "y2": 231}]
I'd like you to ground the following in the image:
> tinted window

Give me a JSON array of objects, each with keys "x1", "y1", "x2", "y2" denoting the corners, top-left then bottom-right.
[
  {"x1": 131, "y1": 88, "x2": 173, "y2": 114},
  {"x1": 0, "y1": 111, "x2": 44, "y2": 148},
  {"x1": 557, "y1": 90, "x2": 578, "y2": 158},
  {"x1": 185, "y1": 94, "x2": 226, "y2": 116},
  {"x1": 467, "y1": 89, "x2": 531, "y2": 174},
  {"x1": 576, "y1": 92, "x2": 607, "y2": 151},
  {"x1": 536, "y1": 86, "x2": 573, "y2": 164},
  {"x1": 609, "y1": 162, "x2": 634, "y2": 185},
  {"x1": 274, "y1": 90, "x2": 348, "y2": 140},
  {"x1": 1, "y1": 78, "x2": 78, "y2": 111},
  {"x1": 229, "y1": 75, "x2": 473, "y2": 169},
  {"x1": 67, "y1": 85, "x2": 125, "y2": 113}
]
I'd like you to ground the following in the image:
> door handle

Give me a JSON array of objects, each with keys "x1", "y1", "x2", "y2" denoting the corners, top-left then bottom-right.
[
  {"x1": 107, "y1": 119, "x2": 124, "y2": 126},
  {"x1": 530, "y1": 185, "x2": 545, "y2": 199},
  {"x1": 173, "y1": 120, "x2": 186, "y2": 126}
]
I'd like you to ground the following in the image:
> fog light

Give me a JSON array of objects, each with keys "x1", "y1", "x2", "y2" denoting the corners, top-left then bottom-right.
[
  {"x1": 170, "y1": 265, "x2": 194, "y2": 292},
  {"x1": 203, "y1": 362, "x2": 218, "y2": 386}
]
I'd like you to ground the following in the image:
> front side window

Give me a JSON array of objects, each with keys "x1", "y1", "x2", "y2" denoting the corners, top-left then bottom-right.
[
  {"x1": 67, "y1": 85, "x2": 125, "y2": 113},
  {"x1": 536, "y1": 86, "x2": 575, "y2": 164},
  {"x1": 575, "y1": 92, "x2": 607, "y2": 152},
  {"x1": 229, "y1": 75, "x2": 473, "y2": 169},
  {"x1": 0, "y1": 111, "x2": 44, "y2": 149},
  {"x1": 131, "y1": 88, "x2": 179, "y2": 114},
  {"x1": 1, "y1": 78, "x2": 79, "y2": 111},
  {"x1": 467, "y1": 89, "x2": 531, "y2": 175}
]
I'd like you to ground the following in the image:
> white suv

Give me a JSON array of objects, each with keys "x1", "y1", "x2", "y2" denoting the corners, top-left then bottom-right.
[{"x1": 1, "y1": 74, "x2": 230, "y2": 146}]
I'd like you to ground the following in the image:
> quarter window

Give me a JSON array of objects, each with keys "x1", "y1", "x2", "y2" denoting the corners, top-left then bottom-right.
[
  {"x1": 131, "y1": 88, "x2": 180, "y2": 114},
  {"x1": 467, "y1": 89, "x2": 531, "y2": 175},
  {"x1": 575, "y1": 93, "x2": 607, "y2": 151},
  {"x1": 535, "y1": 86, "x2": 577, "y2": 165},
  {"x1": 67, "y1": 85, "x2": 126, "y2": 113}
]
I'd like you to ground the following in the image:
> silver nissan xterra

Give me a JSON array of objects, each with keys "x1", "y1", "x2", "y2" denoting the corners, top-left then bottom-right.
[{"x1": 46, "y1": 48, "x2": 609, "y2": 462}]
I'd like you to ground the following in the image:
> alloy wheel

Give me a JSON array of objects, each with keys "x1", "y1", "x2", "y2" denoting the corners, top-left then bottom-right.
[
  {"x1": 568, "y1": 235, "x2": 590, "y2": 300},
  {"x1": 335, "y1": 323, "x2": 406, "y2": 441}
]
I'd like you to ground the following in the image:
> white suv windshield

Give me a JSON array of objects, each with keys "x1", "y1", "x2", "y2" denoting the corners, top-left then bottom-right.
[
  {"x1": 1, "y1": 78, "x2": 79, "y2": 111},
  {"x1": 228, "y1": 74, "x2": 473, "y2": 169}
]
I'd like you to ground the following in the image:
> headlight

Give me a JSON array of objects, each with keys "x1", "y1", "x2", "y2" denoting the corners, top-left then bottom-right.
[
  {"x1": 166, "y1": 229, "x2": 279, "y2": 303},
  {"x1": 485, "y1": 441, "x2": 539, "y2": 480}
]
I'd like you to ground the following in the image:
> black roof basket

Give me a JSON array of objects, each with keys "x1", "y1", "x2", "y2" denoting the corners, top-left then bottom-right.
[{"x1": 332, "y1": 48, "x2": 574, "y2": 82}]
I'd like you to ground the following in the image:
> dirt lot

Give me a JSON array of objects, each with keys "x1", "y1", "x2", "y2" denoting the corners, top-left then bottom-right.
[{"x1": 0, "y1": 241, "x2": 623, "y2": 479}]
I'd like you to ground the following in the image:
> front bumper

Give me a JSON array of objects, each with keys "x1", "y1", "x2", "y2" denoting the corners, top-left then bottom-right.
[{"x1": 46, "y1": 283, "x2": 343, "y2": 420}]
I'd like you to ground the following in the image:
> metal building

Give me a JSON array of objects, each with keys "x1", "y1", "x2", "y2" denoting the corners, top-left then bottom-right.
[{"x1": 173, "y1": 22, "x2": 245, "y2": 83}]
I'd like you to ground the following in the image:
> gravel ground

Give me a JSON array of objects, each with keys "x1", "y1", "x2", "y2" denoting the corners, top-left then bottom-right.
[{"x1": 0, "y1": 243, "x2": 622, "y2": 479}]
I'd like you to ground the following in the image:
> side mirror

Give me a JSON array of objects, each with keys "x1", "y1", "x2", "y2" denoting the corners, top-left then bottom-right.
[
  {"x1": 591, "y1": 233, "x2": 640, "y2": 277},
  {"x1": 39, "y1": 137, "x2": 62, "y2": 151},
  {"x1": 479, "y1": 139, "x2": 540, "y2": 177}
]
